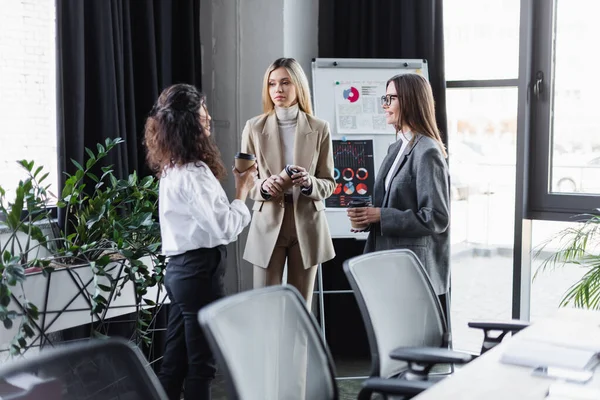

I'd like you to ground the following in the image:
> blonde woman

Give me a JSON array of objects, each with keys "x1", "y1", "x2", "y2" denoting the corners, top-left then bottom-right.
[{"x1": 241, "y1": 57, "x2": 335, "y2": 304}]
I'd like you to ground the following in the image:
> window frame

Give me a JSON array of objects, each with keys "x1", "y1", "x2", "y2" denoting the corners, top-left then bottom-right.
[
  {"x1": 444, "y1": 0, "x2": 532, "y2": 322},
  {"x1": 445, "y1": 0, "x2": 596, "y2": 325},
  {"x1": 528, "y1": 0, "x2": 600, "y2": 220}
]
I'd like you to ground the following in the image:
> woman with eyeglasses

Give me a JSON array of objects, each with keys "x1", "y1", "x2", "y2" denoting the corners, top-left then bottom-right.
[
  {"x1": 346, "y1": 73, "x2": 451, "y2": 313},
  {"x1": 241, "y1": 57, "x2": 335, "y2": 304},
  {"x1": 145, "y1": 83, "x2": 257, "y2": 400}
]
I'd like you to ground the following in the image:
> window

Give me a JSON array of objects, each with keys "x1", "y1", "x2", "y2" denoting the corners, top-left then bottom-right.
[
  {"x1": 444, "y1": 0, "x2": 599, "y2": 351},
  {"x1": 530, "y1": 0, "x2": 600, "y2": 217},
  {"x1": 444, "y1": 0, "x2": 520, "y2": 353},
  {"x1": 446, "y1": 88, "x2": 519, "y2": 352},
  {"x1": 530, "y1": 220, "x2": 588, "y2": 321},
  {"x1": 0, "y1": 1, "x2": 57, "y2": 205},
  {"x1": 444, "y1": 0, "x2": 520, "y2": 81}
]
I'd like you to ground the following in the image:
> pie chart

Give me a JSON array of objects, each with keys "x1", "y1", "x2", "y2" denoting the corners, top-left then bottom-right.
[
  {"x1": 333, "y1": 183, "x2": 342, "y2": 195},
  {"x1": 342, "y1": 168, "x2": 354, "y2": 181},
  {"x1": 356, "y1": 183, "x2": 368, "y2": 195},
  {"x1": 356, "y1": 167, "x2": 368, "y2": 180},
  {"x1": 343, "y1": 182, "x2": 355, "y2": 195},
  {"x1": 333, "y1": 168, "x2": 340, "y2": 181},
  {"x1": 342, "y1": 87, "x2": 360, "y2": 103}
]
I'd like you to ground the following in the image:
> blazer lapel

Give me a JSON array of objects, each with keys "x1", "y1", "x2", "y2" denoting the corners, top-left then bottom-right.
[
  {"x1": 373, "y1": 140, "x2": 402, "y2": 207},
  {"x1": 293, "y1": 111, "x2": 317, "y2": 202},
  {"x1": 382, "y1": 134, "x2": 424, "y2": 207},
  {"x1": 293, "y1": 112, "x2": 317, "y2": 170},
  {"x1": 259, "y1": 112, "x2": 284, "y2": 175}
]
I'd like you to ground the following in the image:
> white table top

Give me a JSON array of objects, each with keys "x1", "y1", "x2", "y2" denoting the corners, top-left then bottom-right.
[{"x1": 413, "y1": 308, "x2": 600, "y2": 399}]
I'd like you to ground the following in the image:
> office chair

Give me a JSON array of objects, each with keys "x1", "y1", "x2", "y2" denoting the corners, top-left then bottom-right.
[
  {"x1": 198, "y1": 285, "x2": 431, "y2": 400},
  {"x1": 343, "y1": 249, "x2": 528, "y2": 399},
  {"x1": 0, "y1": 338, "x2": 167, "y2": 400}
]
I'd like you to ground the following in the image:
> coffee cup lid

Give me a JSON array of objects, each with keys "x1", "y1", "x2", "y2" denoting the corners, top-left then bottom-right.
[
  {"x1": 349, "y1": 200, "x2": 369, "y2": 207},
  {"x1": 284, "y1": 165, "x2": 298, "y2": 176},
  {"x1": 235, "y1": 152, "x2": 256, "y2": 160}
]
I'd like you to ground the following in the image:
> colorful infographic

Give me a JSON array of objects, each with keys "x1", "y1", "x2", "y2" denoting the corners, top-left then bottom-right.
[
  {"x1": 326, "y1": 140, "x2": 375, "y2": 208},
  {"x1": 334, "y1": 80, "x2": 395, "y2": 135}
]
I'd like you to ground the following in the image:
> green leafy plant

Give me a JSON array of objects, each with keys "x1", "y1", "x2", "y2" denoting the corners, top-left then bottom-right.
[
  {"x1": 0, "y1": 138, "x2": 166, "y2": 355},
  {"x1": 0, "y1": 159, "x2": 52, "y2": 355},
  {"x1": 534, "y1": 210, "x2": 600, "y2": 310}
]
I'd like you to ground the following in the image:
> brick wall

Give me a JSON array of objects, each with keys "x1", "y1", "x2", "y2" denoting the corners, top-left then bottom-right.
[{"x1": 0, "y1": 0, "x2": 57, "y2": 204}]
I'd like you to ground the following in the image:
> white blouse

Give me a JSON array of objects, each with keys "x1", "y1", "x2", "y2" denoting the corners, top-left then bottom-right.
[
  {"x1": 385, "y1": 131, "x2": 413, "y2": 192},
  {"x1": 159, "y1": 162, "x2": 251, "y2": 256}
]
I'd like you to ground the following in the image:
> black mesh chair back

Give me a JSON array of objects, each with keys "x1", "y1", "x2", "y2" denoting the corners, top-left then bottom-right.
[{"x1": 0, "y1": 339, "x2": 167, "y2": 399}]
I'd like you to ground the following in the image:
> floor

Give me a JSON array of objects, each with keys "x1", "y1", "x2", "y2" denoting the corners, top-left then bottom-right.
[
  {"x1": 210, "y1": 358, "x2": 370, "y2": 399},
  {"x1": 209, "y1": 359, "x2": 454, "y2": 399},
  {"x1": 207, "y1": 357, "x2": 439, "y2": 399},
  {"x1": 211, "y1": 374, "x2": 365, "y2": 400}
]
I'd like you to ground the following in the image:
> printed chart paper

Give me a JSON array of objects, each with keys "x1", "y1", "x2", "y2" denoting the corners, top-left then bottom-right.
[
  {"x1": 326, "y1": 140, "x2": 375, "y2": 208},
  {"x1": 334, "y1": 81, "x2": 395, "y2": 134}
]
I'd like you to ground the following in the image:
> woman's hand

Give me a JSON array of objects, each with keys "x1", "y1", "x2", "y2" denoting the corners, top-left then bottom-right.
[
  {"x1": 347, "y1": 207, "x2": 381, "y2": 226},
  {"x1": 261, "y1": 175, "x2": 284, "y2": 197},
  {"x1": 290, "y1": 165, "x2": 311, "y2": 188},
  {"x1": 233, "y1": 165, "x2": 258, "y2": 201}
]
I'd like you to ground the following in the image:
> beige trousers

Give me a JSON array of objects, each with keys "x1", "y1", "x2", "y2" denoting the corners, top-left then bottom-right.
[
  {"x1": 253, "y1": 204, "x2": 315, "y2": 399},
  {"x1": 253, "y1": 203, "x2": 318, "y2": 305}
]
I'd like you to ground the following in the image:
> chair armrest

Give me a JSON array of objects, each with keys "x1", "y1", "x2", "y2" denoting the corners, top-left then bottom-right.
[
  {"x1": 388, "y1": 347, "x2": 472, "y2": 380},
  {"x1": 357, "y1": 377, "x2": 432, "y2": 400},
  {"x1": 468, "y1": 320, "x2": 529, "y2": 332},
  {"x1": 468, "y1": 319, "x2": 530, "y2": 354},
  {"x1": 390, "y1": 347, "x2": 473, "y2": 365}
]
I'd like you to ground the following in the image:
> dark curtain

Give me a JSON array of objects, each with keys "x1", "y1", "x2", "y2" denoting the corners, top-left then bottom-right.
[
  {"x1": 56, "y1": 0, "x2": 202, "y2": 181},
  {"x1": 56, "y1": 0, "x2": 201, "y2": 371},
  {"x1": 318, "y1": 0, "x2": 447, "y2": 144}
]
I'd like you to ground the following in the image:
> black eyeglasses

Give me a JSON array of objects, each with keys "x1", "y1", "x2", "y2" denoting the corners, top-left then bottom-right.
[{"x1": 380, "y1": 94, "x2": 398, "y2": 106}]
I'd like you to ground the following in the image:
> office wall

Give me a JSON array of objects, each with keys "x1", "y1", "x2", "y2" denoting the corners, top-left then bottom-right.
[
  {"x1": 284, "y1": 0, "x2": 320, "y2": 87},
  {"x1": 200, "y1": 0, "x2": 319, "y2": 293}
]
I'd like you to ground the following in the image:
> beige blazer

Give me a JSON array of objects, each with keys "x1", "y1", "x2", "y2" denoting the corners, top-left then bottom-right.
[{"x1": 241, "y1": 110, "x2": 336, "y2": 269}]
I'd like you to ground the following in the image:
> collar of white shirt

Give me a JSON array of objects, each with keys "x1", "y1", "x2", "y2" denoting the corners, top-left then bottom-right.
[
  {"x1": 384, "y1": 131, "x2": 414, "y2": 191},
  {"x1": 398, "y1": 130, "x2": 413, "y2": 144}
]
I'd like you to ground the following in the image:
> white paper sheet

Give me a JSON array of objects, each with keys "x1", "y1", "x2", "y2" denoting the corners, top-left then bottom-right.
[
  {"x1": 334, "y1": 81, "x2": 395, "y2": 135},
  {"x1": 500, "y1": 338, "x2": 600, "y2": 370}
]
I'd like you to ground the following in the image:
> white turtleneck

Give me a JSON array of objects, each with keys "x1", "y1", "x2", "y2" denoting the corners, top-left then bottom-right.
[{"x1": 275, "y1": 104, "x2": 299, "y2": 168}]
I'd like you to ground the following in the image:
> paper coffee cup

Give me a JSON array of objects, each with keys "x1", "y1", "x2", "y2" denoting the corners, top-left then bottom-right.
[
  {"x1": 235, "y1": 152, "x2": 256, "y2": 172},
  {"x1": 278, "y1": 165, "x2": 297, "y2": 191},
  {"x1": 348, "y1": 199, "x2": 370, "y2": 231}
]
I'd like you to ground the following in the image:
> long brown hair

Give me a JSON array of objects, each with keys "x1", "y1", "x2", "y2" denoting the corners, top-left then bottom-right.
[
  {"x1": 144, "y1": 84, "x2": 226, "y2": 179},
  {"x1": 386, "y1": 73, "x2": 447, "y2": 158},
  {"x1": 262, "y1": 58, "x2": 313, "y2": 115}
]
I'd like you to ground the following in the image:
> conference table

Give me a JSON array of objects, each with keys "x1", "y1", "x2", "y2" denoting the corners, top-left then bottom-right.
[{"x1": 413, "y1": 308, "x2": 600, "y2": 399}]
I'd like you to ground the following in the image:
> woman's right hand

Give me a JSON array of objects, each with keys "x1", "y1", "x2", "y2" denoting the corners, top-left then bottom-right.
[
  {"x1": 261, "y1": 175, "x2": 284, "y2": 197},
  {"x1": 233, "y1": 165, "x2": 258, "y2": 198}
]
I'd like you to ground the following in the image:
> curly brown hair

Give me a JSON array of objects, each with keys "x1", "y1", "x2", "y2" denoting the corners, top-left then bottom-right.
[{"x1": 144, "y1": 84, "x2": 227, "y2": 180}]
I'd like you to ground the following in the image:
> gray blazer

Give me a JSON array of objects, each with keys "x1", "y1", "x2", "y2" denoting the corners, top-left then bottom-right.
[{"x1": 364, "y1": 134, "x2": 450, "y2": 295}]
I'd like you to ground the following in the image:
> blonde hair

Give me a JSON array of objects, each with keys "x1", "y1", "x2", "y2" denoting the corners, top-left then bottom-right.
[{"x1": 262, "y1": 58, "x2": 313, "y2": 115}]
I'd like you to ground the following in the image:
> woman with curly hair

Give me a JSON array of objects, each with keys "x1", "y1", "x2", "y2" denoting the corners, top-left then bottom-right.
[{"x1": 145, "y1": 83, "x2": 256, "y2": 400}]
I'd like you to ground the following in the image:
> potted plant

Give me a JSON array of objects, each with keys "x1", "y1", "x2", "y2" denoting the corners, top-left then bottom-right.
[
  {"x1": 0, "y1": 137, "x2": 166, "y2": 356},
  {"x1": 534, "y1": 210, "x2": 600, "y2": 310}
]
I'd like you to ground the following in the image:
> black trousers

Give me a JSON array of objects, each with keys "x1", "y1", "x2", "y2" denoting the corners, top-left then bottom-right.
[
  {"x1": 438, "y1": 292, "x2": 451, "y2": 332},
  {"x1": 158, "y1": 245, "x2": 226, "y2": 400}
]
